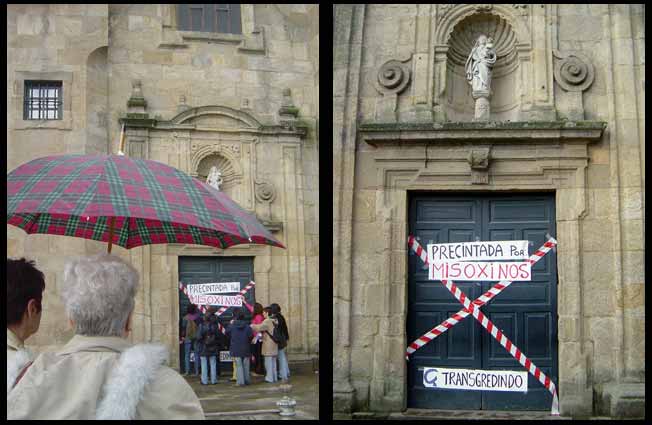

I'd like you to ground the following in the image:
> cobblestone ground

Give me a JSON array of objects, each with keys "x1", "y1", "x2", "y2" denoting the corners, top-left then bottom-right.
[{"x1": 183, "y1": 361, "x2": 318, "y2": 420}]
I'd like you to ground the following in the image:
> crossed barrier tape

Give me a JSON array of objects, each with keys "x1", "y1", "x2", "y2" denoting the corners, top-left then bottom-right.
[
  {"x1": 179, "y1": 280, "x2": 256, "y2": 334},
  {"x1": 407, "y1": 236, "x2": 560, "y2": 415},
  {"x1": 406, "y1": 237, "x2": 557, "y2": 358}
]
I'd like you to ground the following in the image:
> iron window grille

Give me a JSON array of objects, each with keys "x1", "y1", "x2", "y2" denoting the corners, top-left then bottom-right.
[{"x1": 24, "y1": 81, "x2": 63, "y2": 120}]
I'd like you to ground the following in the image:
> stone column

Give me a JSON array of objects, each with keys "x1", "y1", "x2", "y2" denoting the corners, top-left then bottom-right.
[
  {"x1": 472, "y1": 91, "x2": 491, "y2": 121},
  {"x1": 333, "y1": 4, "x2": 365, "y2": 412}
]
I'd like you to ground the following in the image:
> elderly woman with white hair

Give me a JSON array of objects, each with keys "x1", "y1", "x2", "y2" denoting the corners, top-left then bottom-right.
[{"x1": 7, "y1": 254, "x2": 205, "y2": 420}]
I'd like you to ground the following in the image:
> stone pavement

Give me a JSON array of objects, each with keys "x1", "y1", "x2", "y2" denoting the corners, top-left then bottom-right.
[
  {"x1": 183, "y1": 360, "x2": 319, "y2": 420},
  {"x1": 333, "y1": 409, "x2": 621, "y2": 421}
]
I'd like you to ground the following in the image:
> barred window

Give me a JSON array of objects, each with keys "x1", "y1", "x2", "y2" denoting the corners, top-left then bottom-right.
[
  {"x1": 177, "y1": 4, "x2": 242, "y2": 34},
  {"x1": 24, "y1": 81, "x2": 63, "y2": 120}
]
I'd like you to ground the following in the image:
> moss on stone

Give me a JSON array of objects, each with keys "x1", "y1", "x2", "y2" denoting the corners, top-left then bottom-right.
[
  {"x1": 358, "y1": 120, "x2": 607, "y2": 132},
  {"x1": 120, "y1": 115, "x2": 156, "y2": 128},
  {"x1": 279, "y1": 105, "x2": 300, "y2": 116}
]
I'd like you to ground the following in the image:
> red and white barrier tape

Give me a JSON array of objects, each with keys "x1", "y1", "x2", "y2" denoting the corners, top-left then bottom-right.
[
  {"x1": 179, "y1": 280, "x2": 256, "y2": 334},
  {"x1": 406, "y1": 237, "x2": 557, "y2": 357},
  {"x1": 407, "y1": 236, "x2": 559, "y2": 415}
]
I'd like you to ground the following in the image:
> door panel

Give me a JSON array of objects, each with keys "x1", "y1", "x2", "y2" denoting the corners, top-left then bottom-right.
[
  {"x1": 178, "y1": 256, "x2": 254, "y2": 372},
  {"x1": 408, "y1": 197, "x2": 483, "y2": 409},
  {"x1": 407, "y1": 193, "x2": 557, "y2": 411}
]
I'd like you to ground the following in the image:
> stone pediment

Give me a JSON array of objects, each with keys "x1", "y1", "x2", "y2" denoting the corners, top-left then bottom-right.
[{"x1": 170, "y1": 105, "x2": 262, "y2": 130}]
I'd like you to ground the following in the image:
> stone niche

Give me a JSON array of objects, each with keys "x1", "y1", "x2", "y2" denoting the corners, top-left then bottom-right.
[
  {"x1": 432, "y1": 4, "x2": 555, "y2": 122},
  {"x1": 120, "y1": 104, "x2": 307, "y2": 225},
  {"x1": 444, "y1": 12, "x2": 520, "y2": 122}
]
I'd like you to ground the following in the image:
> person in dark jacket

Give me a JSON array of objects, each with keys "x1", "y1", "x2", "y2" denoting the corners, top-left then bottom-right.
[
  {"x1": 226, "y1": 308, "x2": 254, "y2": 386},
  {"x1": 197, "y1": 313, "x2": 222, "y2": 385},
  {"x1": 270, "y1": 303, "x2": 290, "y2": 381},
  {"x1": 181, "y1": 305, "x2": 201, "y2": 376}
]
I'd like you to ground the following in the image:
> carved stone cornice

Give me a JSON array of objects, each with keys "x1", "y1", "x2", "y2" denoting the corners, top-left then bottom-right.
[{"x1": 359, "y1": 121, "x2": 606, "y2": 146}]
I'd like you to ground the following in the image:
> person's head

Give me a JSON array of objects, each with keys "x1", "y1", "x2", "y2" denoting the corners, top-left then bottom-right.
[
  {"x1": 263, "y1": 306, "x2": 273, "y2": 318},
  {"x1": 62, "y1": 254, "x2": 139, "y2": 338},
  {"x1": 253, "y1": 302, "x2": 263, "y2": 316},
  {"x1": 7, "y1": 258, "x2": 46, "y2": 341},
  {"x1": 270, "y1": 303, "x2": 281, "y2": 315},
  {"x1": 186, "y1": 304, "x2": 197, "y2": 316},
  {"x1": 477, "y1": 34, "x2": 488, "y2": 46}
]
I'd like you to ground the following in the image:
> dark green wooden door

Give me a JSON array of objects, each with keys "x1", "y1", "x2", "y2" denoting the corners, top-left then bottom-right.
[
  {"x1": 407, "y1": 193, "x2": 557, "y2": 411},
  {"x1": 179, "y1": 256, "x2": 254, "y2": 370}
]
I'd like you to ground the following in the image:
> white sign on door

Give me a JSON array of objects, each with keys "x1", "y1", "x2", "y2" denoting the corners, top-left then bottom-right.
[
  {"x1": 423, "y1": 367, "x2": 528, "y2": 392},
  {"x1": 187, "y1": 282, "x2": 241, "y2": 295},
  {"x1": 188, "y1": 294, "x2": 243, "y2": 307},
  {"x1": 427, "y1": 240, "x2": 529, "y2": 263},
  {"x1": 429, "y1": 261, "x2": 532, "y2": 281}
]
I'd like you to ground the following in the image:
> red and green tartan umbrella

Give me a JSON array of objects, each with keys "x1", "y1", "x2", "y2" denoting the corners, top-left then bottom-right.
[{"x1": 7, "y1": 154, "x2": 284, "y2": 251}]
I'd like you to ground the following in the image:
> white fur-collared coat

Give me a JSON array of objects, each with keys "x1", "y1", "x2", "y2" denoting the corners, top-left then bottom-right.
[
  {"x1": 7, "y1": 334, "x2": 204, "y2": 420},
  {"x1": 7, "y1": 328, "x2": 32, "y2": 395}
]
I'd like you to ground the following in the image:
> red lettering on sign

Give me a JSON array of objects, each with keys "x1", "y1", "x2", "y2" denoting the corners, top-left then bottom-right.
[
  {"x1": 477, "y1": 262, "x2": 489, "y2": 279},
  {"x1": 463, "y1": 264, "x2": 475, "y2": 279}
]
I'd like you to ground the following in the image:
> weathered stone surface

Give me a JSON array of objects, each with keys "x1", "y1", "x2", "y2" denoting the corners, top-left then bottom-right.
[
  {"x1": 8, "y1": 4, "x2": 318, "y2": 367},
  {"x1": 334, "y1": 3, "x2": 644, "y2": 417}
]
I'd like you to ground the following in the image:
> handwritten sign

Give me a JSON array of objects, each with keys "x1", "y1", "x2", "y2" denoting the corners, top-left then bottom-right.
[
  {"x1": 188, "y1": 294, "x2": 243, "y2": 307},
  {"x1": 423, "y1": 367, "x2": 528, "y2": 392},
  {"x1": 430, "y1": 261, "x2": 531, "y2": 281},
  {"x1": 219, "y1": 351, "x2": 232, "y2": 362},
  {"x1": 427, "y1": 240, "x2": 529, "y2": 262},
  {"x1": 187, "y1": 282, "x2": 241, "y2": 295}
]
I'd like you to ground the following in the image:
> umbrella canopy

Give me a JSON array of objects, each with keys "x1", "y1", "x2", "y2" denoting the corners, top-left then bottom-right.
[{"x1": 7, "y1": 154, "x2": 284, "y2": 250}]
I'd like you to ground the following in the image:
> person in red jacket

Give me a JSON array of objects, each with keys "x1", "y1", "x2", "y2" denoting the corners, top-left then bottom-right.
[{"x1": 245, "y1": 302, "x2": 265, "y2": 376}]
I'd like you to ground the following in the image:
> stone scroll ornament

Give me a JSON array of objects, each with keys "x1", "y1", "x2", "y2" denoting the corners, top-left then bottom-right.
[
  {"x1": 376, "y1": 60, "x2": 411, "y2": 95},
  {"x1": 373, "y1": 58, "x2": 411, "y2": 122},
  {"x1": 553, "y1": 50, "x2": 595, "y2": 92},
  {"x1": 255, "y1": 181, "x2": 276, "y2": 203},
  {"x1": 465, "y1": 35, "x2": 497, "y2": 120}
]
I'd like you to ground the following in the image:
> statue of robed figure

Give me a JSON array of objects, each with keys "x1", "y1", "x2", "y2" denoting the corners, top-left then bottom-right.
[{"x1": 465, "y1": 34, "x2": 497, "y2": 119}]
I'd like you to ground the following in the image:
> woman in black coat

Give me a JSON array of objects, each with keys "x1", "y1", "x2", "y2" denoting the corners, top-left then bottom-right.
[
  {"x1": 197, "y1": 314, "x2": 223, "y2": 385},
  {"x1": 226, "y1": 308, "x2": 254, "y2": 386}
]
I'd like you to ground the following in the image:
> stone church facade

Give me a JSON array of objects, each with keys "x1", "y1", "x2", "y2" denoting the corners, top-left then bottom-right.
[
  {"x1": 333, "y1": 4, "x2": 643, "y2": 418},
  {"x1": 8, "y1": 5, "x2": 319, "y2": 365}
]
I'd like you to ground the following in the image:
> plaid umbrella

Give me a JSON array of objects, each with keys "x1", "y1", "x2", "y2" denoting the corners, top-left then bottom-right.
[{"x1": 7, "y1": 154, "x2": 284, "y2": 251}]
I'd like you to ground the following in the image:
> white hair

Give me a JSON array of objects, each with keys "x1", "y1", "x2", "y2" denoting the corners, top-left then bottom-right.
[{"x1": 61, "y1": 254, "x2": 140, "y2": 337}]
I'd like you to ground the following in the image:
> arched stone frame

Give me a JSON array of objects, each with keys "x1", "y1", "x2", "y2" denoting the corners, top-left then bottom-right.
[
  {"x1": 357, "y1": 123, "x2": 605, "y2": 416},
  {"x1": 432, "y1": 4, "x2": 555, "y2": 122},
  {"x1": 170, "y1": 105, "x2": 263, "y2": 129},
  {"x1": 121, "y1": 104, "x2": 310, "y2": 371},
  {"x1": 159, "y1": 242, "x2": 274, "y2": 372}
]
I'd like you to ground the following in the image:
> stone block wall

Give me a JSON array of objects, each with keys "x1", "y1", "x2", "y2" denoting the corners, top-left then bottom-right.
[
  {"x1": 8, "y1": 4, "x2": 319, "y2": 364},
  {"x1": 333, "y1": 4, "x2": 644, "y2": 417}
]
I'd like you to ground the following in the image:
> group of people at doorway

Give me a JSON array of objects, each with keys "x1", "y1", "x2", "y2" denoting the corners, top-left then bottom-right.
[
  {"x1": 6, "y1": 255, "x2": 288, "y2": 420},
  {"x1": 180, "y1": 300, "x2": 290, "y2": 386}
]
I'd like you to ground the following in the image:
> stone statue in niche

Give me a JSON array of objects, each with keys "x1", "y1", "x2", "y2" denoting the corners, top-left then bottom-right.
[
  {"x1": 206, "y1": 166, "x2": 223, "y2": 191},
  {"x1": 465, "y1": 35, "x2": 496, "y2": 120}
]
